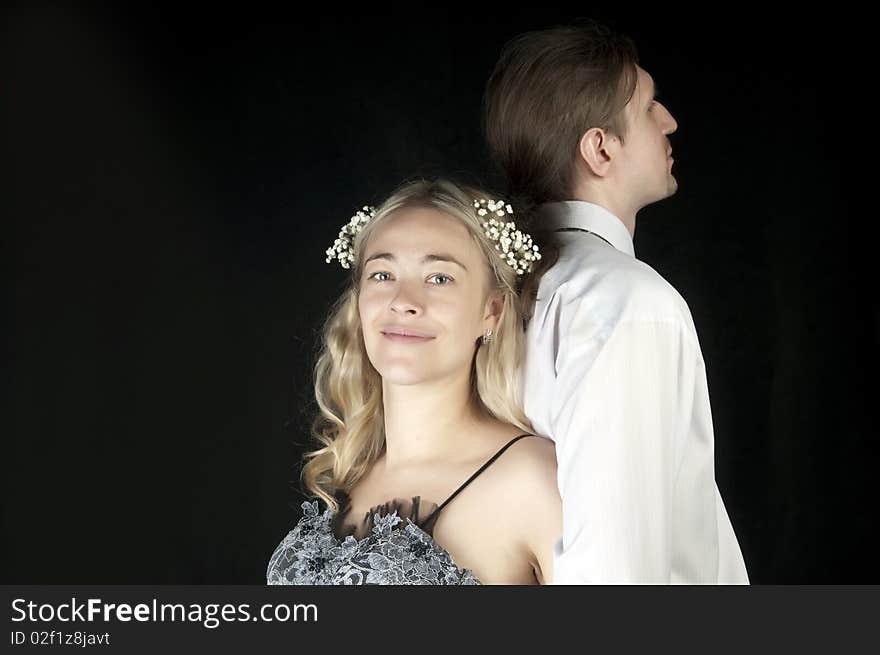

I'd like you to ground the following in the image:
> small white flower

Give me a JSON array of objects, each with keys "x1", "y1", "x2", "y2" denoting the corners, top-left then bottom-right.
[{"x1": 327, "y1": 198, "x2": 540, "y2": 276}]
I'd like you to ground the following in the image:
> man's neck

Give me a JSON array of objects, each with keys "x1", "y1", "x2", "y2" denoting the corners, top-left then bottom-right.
[{"x1": 570, "y1": 188, "x2": 636, "y2": 237}]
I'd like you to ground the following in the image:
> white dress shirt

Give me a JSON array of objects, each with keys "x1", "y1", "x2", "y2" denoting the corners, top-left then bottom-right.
[{"x1": 521, "y1": 201, "x2": 748, "y2": 584}]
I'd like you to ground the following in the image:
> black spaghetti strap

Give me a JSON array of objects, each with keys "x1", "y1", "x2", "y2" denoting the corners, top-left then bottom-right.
[{"x1": 421, "y1": 433, "x2": 536, "y2": 530}]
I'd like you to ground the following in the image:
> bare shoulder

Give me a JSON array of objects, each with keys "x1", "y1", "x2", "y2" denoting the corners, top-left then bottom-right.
[
  {"x1": 484, "y1": 434, "x2": 559, "y2": 505},
  {"x1": 436, "y1": 430, "x2": 561, "y2": 583},
  {"x1": 496, "y1": 434, "x2": 556, "y2": 472},
  {"x1": 485, "y1": 433, "x2": 561, "y2": 580}
]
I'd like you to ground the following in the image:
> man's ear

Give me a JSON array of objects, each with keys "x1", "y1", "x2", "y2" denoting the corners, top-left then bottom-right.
[{"x1": 578, "y1": 127, "x2": 617, "y2": 177}]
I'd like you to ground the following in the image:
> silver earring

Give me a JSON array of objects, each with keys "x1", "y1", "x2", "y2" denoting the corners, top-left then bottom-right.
[{"x1": 481, "y1": 329, "x2": 494, "y2": 345}]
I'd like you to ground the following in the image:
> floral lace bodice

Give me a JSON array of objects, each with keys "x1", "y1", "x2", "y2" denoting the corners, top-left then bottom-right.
[
  {"x1": 266, "y1": 434, "x2": 537, "y2": 585},
  {"x1": 266, "y1": 500, "x2": 481, "y2": 585}
]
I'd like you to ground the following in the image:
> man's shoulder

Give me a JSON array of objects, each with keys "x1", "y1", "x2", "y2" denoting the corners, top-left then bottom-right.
[{"x1": 543, "y1": 242, "x2": 690, "y2": 323}]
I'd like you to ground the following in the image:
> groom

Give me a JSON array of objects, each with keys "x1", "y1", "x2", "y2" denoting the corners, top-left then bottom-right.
[{"x1": 483, "y1": 21, "x2": 749, "y2": 583}]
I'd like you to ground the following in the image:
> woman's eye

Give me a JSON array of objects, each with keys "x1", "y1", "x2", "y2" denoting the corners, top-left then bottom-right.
[{"x1": 366, "y1": 272, "x2": 452, "y2": 285}]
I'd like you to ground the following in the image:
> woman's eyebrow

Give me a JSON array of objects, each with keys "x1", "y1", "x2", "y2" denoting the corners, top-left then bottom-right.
[{"x1": 364, "y1": 252, "x2": 468, "y2": 271}]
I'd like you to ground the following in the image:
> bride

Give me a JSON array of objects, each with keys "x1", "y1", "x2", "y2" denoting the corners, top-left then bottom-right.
[{"x1": 267, "y1": 179, "x2": 561, "y2": 585}]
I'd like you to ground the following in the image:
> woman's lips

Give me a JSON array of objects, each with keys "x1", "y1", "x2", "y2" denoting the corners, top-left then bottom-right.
[{"x1": 381, "y1": 332, "x2": 435, "y2": 343}]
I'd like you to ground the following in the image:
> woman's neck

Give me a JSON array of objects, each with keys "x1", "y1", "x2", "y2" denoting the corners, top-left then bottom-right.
[{"x1": 380, "y1": 369, "x2": 486, "y2": 468}]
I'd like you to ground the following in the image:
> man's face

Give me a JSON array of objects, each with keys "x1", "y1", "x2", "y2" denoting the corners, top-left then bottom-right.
[{"x1": 616, "y1": 65, "x2": 679, "y2": 209}]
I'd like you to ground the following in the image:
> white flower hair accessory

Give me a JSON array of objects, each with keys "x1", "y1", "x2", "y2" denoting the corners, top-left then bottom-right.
[
  {"x1": 324, "y1": 206, "x2": 376, "y2": 269},
  {"x1": 473, "y1": 199, "x2": 541, "y2": 276},
  {"x1": 324, "y1": 199, "x2": 541, "y2": 276}
]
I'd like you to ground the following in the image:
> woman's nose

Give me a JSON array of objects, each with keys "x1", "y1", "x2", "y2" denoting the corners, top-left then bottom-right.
[{"x1": 390, "y1": 283, "x2": 423, "y2": 315}]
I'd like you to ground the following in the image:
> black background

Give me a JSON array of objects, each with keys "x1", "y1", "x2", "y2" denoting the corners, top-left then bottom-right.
[{"x1": 3, "y1": 4, "x2": 875, "y2": 583}]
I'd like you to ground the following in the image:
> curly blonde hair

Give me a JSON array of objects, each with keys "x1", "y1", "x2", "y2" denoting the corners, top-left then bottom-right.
[{"x1": 302, "y1": 179, "x2": 534, "y2": 511}]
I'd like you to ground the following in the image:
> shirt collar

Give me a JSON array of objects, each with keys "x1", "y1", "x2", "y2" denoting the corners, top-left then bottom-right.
[{"x1": 538, "y1": 201, "x2": 635, "y2": 258}]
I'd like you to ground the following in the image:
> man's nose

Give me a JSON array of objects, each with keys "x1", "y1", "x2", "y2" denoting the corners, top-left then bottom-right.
[{"x1": 659, "y1": 102, "x2": 678, "y2": 134}]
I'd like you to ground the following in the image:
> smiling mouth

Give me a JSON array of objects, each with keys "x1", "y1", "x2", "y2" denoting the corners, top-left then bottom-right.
[{"x1": 382, "y1": 332, "x2": 434, "y2": 343}]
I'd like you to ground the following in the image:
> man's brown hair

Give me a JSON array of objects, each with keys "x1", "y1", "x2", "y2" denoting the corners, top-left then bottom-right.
[
  {"x1": 483, "y1": 20, "x2": 639, "y2": 205},
  {"x1": 483, "y1": 20, "x2": 639, "y2": 320}
]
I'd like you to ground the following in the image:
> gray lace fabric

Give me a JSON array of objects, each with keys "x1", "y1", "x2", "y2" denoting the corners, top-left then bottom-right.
[{"x1": 266, "y1": 499, "x2": 481, "y2": 585}]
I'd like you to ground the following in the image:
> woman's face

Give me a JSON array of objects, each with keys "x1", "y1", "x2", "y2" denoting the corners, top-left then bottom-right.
[{"x1": 357, "y1": 207, "x2": 500, "y2": 388}]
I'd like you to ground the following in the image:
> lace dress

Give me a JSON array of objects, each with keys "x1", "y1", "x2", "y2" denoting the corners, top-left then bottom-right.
[{"x1": 266, "y1": 434, "x2": 534, "y2": 585}]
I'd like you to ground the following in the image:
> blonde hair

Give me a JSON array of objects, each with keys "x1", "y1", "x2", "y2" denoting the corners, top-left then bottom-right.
[{"x1": 302, "y1": 178, "x2": 534, "y2": 511}]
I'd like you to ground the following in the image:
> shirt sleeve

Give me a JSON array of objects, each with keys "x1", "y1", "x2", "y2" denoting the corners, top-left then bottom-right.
[{"x1": 549, "y1": 299, "x2": 717, "y2": 583}]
